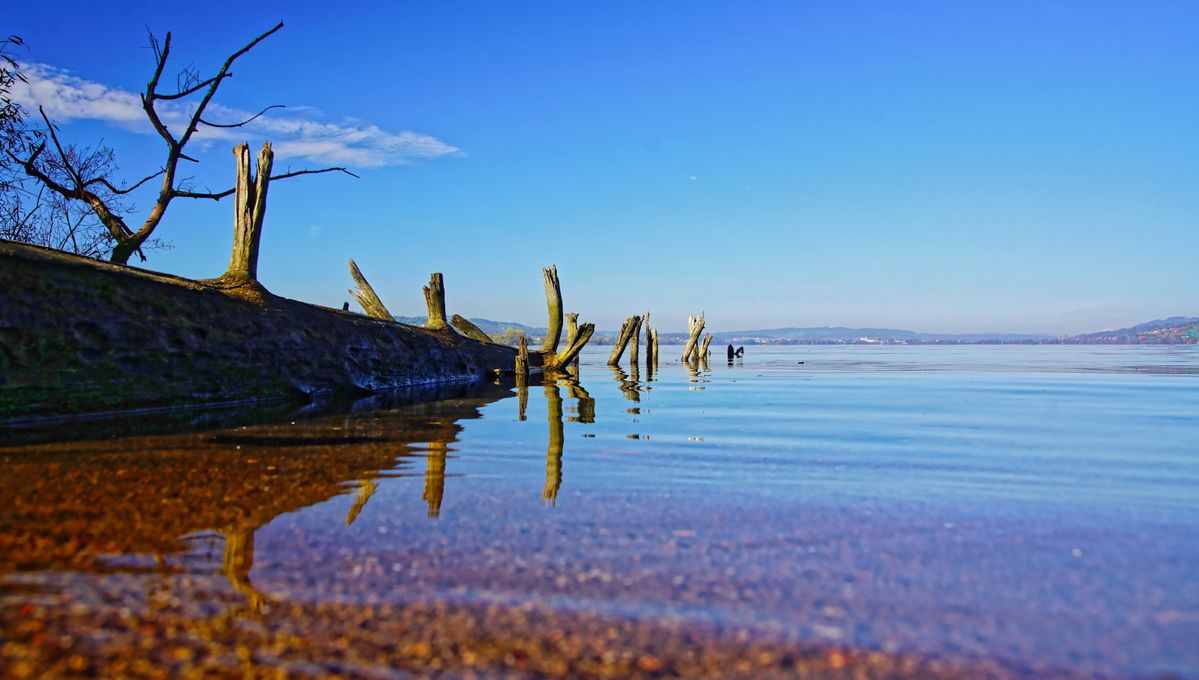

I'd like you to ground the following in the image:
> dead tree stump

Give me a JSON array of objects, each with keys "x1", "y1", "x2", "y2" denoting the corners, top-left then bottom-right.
[
  {"x1": 347, "y1": 259, "x2": 393, "y2": 320},
  {"x1": 451, "y1": 314, "x2": 492, "y2": 343},
  {"x1": 607, "y1": 315, "x2": 641, "y2": 366},
  {"x1": 630, "y1": 314, "x2": 644, "y2": 367},
  {"x1": 699, "y1": 334, "x2": 714, "y2": 358},
  {"x1": 535, "y1": 265, "x2": 594, "y2": 371},
  {"x1": 540, "y1": 266, "x2": 562, "y2": 354},
  {"x1": 682, "y1": 313, "x2": 706, "y2": 362},
  {"x1": 516, "y1": 335, "x2": 529, "y2": 381},
  {"x1": 565, "y1": 312, "x2": 579, "y2": 348},
  {"x1": 423, "y1": 273, "x2": 449, "y2": 329},
  {"x1": 555, "y1": 323, "x2": 595, "y2": 367},
  {"x1": 216, "y1": 142, "x2": 273, "y2": 288}
]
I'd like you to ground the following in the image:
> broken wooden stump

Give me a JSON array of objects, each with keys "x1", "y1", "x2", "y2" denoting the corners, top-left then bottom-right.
[
  {"x1": 681, "y1": 313, "x2": 706, "y2": 362},
  {"x1": 699, "y1": 334, "x2": 714, "y2": 358},
  {"x1": 451, "y1": 314, "x2": 492, "y2": 343},
  {"x1": 630, "y1": 314, "x2": 644, "y2": 367},
  {"x1": 540, "y1": 266, "x2": 563, "y2": 354},
  {"x1": 423, "y1": 273, "x2": 449, "y2": 330},
  {"x1": 516, "y1": 335, "x2": 529, "y2": 382},
  {"x1": 214, "y1": 142, "x2": 273, "y2": 289},
  {"x1": 607, "y1": 315, "x2": 641, "y2": 367},
  {"x1": 651, "y1": 329, "x2": 659, "y2": 369},
  {"x1": 534, "y1": 265, "x2": 595, "y2": 371},
  {"x1": 565, "y1": 312, "x2": 579, "y2": 349},
  {"x1": 555, "y1": 322, "x2": 595, "y2": 367},
  {"x1": 347, "y1": 259, "x2": 393, "y2": 320}
]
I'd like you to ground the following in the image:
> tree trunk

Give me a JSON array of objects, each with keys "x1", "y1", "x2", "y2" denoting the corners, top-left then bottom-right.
[
  {"x1": 681, "y1": 313, "x2": 706, "y2": 362},
  {"x1": 226, "y1": 143, "x2": 272, "y2": 282},
  {"x1": 540, "y1": 265, "x2": 562, "y2": 354},
  {"x1": 516, "y1": 334, "x2": 529, "y2": 381},
  {"x1": 218, "y1": 142, "x2": 273, "y2": 286},
  {"x1": 645, "y1": 314, "x2": 656, "y2": 369},
  {"x1": 607, "y1": 315, "x2": 641, "y2": 366},
  {"x1": 534, "y1": 266, "x2": 594, "y2": 371},
  {"x1": 552, "y1": 322, "x2": 594, "y2": 368},
  {"x1": 699, "y1": 334, "x2": 713, "y2": 358},
  {"x1": 451, "y1": 314, "x2": 492, "y2": 343},
  {"x1": 651, "y1": 329, "x2": 659, "y2": 369},
  {"x1": 565, "y1": 312, "x2": 579, "y2": 349},
  {"x1": 423, "y1": 272, "x2": 448, "y2": 329},
  {"x1": 347, "y1": 259, "x2": 393, "y2": 320},
  {"x1": 630, "y1": 314, "x2": 643, "y2": 367}
]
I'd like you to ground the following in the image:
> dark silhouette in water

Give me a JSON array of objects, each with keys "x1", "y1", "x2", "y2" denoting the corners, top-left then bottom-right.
[{"x1": 727, "y1": 344, "x2": 735, "y2": 360}]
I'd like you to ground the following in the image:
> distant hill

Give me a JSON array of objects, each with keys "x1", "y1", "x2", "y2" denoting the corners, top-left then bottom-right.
[
  {"x1": 1063, "y1": 317, "x2": 1199, "y2": 344},
  {"x1": 715, "y1": 327, "x2": 1051, "y2": 344},
  {"x1": 394, "y1": 316, "x2": 545, "y2": 337},
  {"x1": 389, "y1": 316, "x2": 1199, "y2": 345}
]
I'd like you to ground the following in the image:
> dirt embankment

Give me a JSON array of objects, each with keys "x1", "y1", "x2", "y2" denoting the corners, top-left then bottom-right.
[{"x1": 0, "y1": 240, "x2": 515, "y2": 419}]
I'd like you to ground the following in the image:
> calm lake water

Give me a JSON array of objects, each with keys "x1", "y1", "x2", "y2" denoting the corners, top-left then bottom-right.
[{"x1": 2, "y1": 345, "x2": 1197, "y2": 678}]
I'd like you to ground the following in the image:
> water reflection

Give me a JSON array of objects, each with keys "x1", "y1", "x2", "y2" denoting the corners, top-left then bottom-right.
[
  {"x1": 611, "y1": 366, "x2": 642, "y2": 402},
  {"x1": 562, "y1": 366, "x2": 595, "y2": 424},
  {"x1": 423, "y1": 441, "x2": 449, "y2": 517},
  {"x1": 543, "y1": 383, "x2": 564, "y2": 504},
  {"x1": 685, "y1": 356, "x2": 711, "y2": 389},
  {"x1": 0, "y1": 381, "x2": 513, "y2": 608}
]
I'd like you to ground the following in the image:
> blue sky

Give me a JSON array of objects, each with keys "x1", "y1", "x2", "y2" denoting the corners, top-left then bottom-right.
[{"x1": 8, "y1": 1, "x2": 1198, "y2": 334}]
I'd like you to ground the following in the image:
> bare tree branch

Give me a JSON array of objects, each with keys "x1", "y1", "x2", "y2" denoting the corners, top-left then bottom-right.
[
  {"x1": 172, "y1": 166, "x2": 356, "y2": 201},
  {"x1": 272, "y1": 166, "x2": 359, "y2": 181},
  {"x1": 85, "y1": 170, "x2": 164, "y2": 195},
  {"x1": 200, "y1": 104, "x2": 284, "y2": 129},
  {"x1": 37, "y1": 107, "x2": 82, "y2": 186},
  {"x1": 156, "y1": 74, "x2": 228, "y2": 101},
  {"x1": 177, "y1": 22, "x2": 283, "y2": 149}
]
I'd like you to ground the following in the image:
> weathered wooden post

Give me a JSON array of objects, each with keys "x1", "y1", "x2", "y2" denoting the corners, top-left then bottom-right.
[
  {"x1": 699, "y1": 334, "x2": 714, "y2": 358},
  {"x1": 534, "y1": 265, "x2": 595, "y2": 371},
  {"x1": 540, "y1": 266, "x2": 563, "y2": 354},
  {"x1": 347, "y1": 259, "x2": 393, "y2": 320},
  {"x1": 516, "y1": 335, "x2": 529, "y2": 381},
  {"x1": 651, "y1": 329, "x2": 659, "y2": 369},
  {"x1": 644, "y1": 313, "x2": 654, "y2": 368},
  {"x1": 423, "y1": 273, "x2": 449, "y2": 329},
  {"x1": 607, "y1": 315, "x2": 641, "y2": 366},
  {"x1": 629, "y1": 314, "x2": 644, "y2": 368},
  {"x1": 681, "y1": 313, "x2": 706, "y2": 362},
  {"x1": 565, "y1": 312, "x2": 579, "y2": 351},
  {"x1": 554, "y1": 323, "x2": 595, "y2": 368},
  {"x1": 451, "y1": 314, "x2": 492, "y2": 343},
  {"x1": 217, "y1": 142, "x2": 273, "y2": 287}
]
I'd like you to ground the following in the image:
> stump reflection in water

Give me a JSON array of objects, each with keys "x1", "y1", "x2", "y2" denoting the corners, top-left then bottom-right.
[{"x1": 0, "y1": 381, "x2": 514, "y2": 609}]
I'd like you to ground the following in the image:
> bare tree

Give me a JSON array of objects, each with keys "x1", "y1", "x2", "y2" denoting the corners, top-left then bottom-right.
[{"x1": 4, "y1": 23, "x2": 353, "y2": 265}]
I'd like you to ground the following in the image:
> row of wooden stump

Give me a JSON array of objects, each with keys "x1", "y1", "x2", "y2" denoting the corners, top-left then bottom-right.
[
  {"x1": 347, "y1": 255, "x2": 717, "y2": 381},
  {"x1": 216, "y1": 141, "x2": 714, "y2": 378}
]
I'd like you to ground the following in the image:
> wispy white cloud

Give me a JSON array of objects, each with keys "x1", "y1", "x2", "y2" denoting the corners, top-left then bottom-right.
[{"x1": 10, "y1": 63, "x2": 459, "y2": 168}]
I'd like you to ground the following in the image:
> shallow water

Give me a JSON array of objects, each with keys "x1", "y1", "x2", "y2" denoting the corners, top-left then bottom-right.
[{"x1": 2, "y1": 345, "x2": 1197, "y2": 678}]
